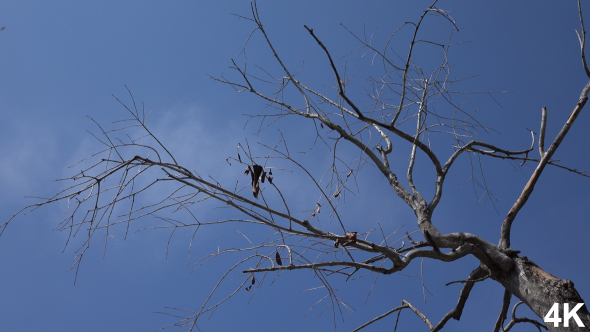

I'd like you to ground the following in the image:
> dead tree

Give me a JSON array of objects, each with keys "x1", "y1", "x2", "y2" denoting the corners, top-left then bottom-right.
[{"x1": 5, "y1": 1, "x2": 590, "y2": 331}]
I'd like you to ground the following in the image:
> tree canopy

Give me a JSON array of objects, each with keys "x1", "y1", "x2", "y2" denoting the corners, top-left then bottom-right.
[{"x1": 1, "y1": 1, "x2": 590, "y2": 331}]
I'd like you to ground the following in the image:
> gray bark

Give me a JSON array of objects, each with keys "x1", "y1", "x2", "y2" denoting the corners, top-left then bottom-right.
[{"x1": 496, "y1": 257, "x2": 590, "y2": 332}]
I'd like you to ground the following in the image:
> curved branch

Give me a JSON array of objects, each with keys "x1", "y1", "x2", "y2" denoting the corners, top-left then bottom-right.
[
  {"x1": 503, "y1": 301, "x2": 548, "y2": 332},
  {"x1": 390, "y1": 0, "x2": 439, "y2": 127},
  {"x1": 407, "y1": 84, "x2": 429, "y2": 205},
  {"x1": 386, "y1": 243, "x2": 477, "y2": 274},
  {"x1": 401, "y1": 299, "x2": 433, "y2": 330},
  {"x1": 493, "y1": 289, "x2": 511, "y2": 332},
  {"x1": 499, "y1": 79, "x2": 590, "y2": 248},
  {"x1": 303, "y1": 25, "x2": 364, "y2": 119},
  {"x1": 431, "y1": 266, "x2": 489, "y2": 331},
  {"x1": 250, "y1": 1, "x2": 311, "y2": 113},
  {"x1": 112, "y1": 89, "x2": 178, "y2": 164},
  {"x1": 577, "y1": 0, "x2": 590, "y2": 78},
  {"x1": 431, "y1": 137, "x2": 536, "y2": 211}
]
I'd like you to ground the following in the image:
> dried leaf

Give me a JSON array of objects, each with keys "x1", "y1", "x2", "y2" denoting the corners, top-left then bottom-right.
[
  {"x1": 267, "y1": 176, "x2": 273, "y2": 184},
  {"x1": 316, "y1": 203, "x2": 321, "y2": 213},
  {"x1": 334, "y1": 191, "x2": 340, "y2": 198},
  {"x1": 261, "y1": 171, "x2": 266, "y2": 183},
  {"x1": 320, "y1": 122, "x2": 324, "y2": 129},
  {"x1": 269, "y1": 169, "x2": 272, "y2": 175},
  {"x1": 253, "y1": 181, "x2": 260, "y2": 198},
  {"x1": 245, "y1": 274, "x2": 255, "y2": 291},
  {"x1": 252, "y1": 165, "x2": 263, "y2": 181},
  {"x1": 275, "y1": 252, "x2": 283, "y2": 266},
  {"x1": 245, "y1": 166, "x2": 251, "y2": 176},
  {"x1": 311, "y1": 212, "x2": 315, "y2": 217},
  {"x1": 334, "y1": 239, "x2": 340, "y2": 248},
  {"x1": 225, "y1": 158, "x2": 231, "y2": 166},
  {"x1": 251, "y1": 165, "x2": 264, "y2": 198},
  {"x1": 342, "y1": 232, "x2": 357, "y2": 247},
  {"x1": 238, "y1": 153, "x2": 242, "y2": 163},
  {"x1": 347, "y1": 169, "x2": 353, "y2": 178}
]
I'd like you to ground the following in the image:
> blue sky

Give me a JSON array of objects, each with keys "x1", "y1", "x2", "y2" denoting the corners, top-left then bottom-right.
[{"x1": 1, "y1": 1, "x2": 589, "y2": 331}]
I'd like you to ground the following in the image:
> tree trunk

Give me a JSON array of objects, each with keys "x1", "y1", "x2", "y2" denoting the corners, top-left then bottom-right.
[{"x1": 496, "y1": 257, "x2": 590, "y2": 332}]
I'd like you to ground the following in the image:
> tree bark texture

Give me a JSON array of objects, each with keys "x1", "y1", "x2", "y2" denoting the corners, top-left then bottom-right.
[{"x1": 496, "y1": 257, "x2": 590, "y2": 331}]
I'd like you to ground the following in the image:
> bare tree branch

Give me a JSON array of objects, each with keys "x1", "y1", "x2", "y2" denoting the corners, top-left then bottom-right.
[
  {"x1": 5, "y1": 2, "x2": 590, "y2": 332},
  {"x1": 577, "y1": 0, "x2": 590, "y2": 78},
  {"x1": 493, "y1": 289, "x2": 511, "y2": 332},
  {"x1": 503, "y1": 301, "x2": 548, "y2": 332},
  {"x1": 499, "y1": 79, "x2": 590, "y2": 248},
  {"x1": 351, "y1": 304, "x2": 409, "y2": 332}
]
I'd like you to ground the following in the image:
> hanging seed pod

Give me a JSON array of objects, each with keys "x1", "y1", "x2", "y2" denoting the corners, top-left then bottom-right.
[
  {"x1": 245, "y1": 274, "x2": 256, "y2": 291},
  {"x1": 275, "y1": 252, "x2": 283, "y2": 266},
  {"x1": 342, "y1": 232, "x2": 357, "y2": 247},
  {"x1": 251, "y1": 165, "x2": 264, "y2": 198}
]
